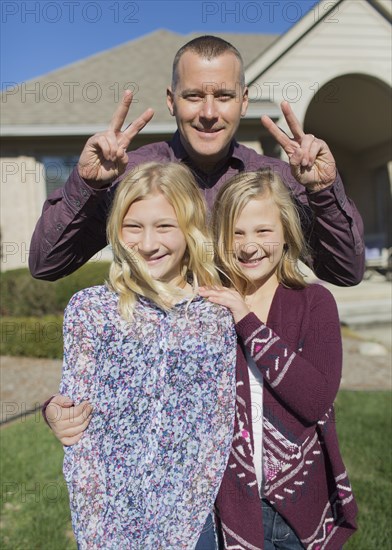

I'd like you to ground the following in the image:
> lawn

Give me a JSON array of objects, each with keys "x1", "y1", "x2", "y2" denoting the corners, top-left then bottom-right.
[
  {"x1": 1, "y1": 390, "x2": 391, "y2": 549},
  {"x1": 0, "y1": 409, "x2": 76, "y2": 550},
  {"x1": 335, "y1": 391, "x2": 392, "y2": 549}
]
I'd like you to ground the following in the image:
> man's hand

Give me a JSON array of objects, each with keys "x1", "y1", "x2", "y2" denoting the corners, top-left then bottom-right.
[
  {"x1": 261, "y1": 101, "x2": 336, "y2": 191},
  {"x1": 45, "y1": 394, "x2": 93, "y2": 446},
  {"x1": 78, "y1": 90, "x2": 154, "y2": 187},
  {"x1": 199, "y1": 287, "x2": 250, "y2": 324}
]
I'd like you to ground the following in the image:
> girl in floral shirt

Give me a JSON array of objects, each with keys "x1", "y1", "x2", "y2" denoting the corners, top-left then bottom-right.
[{"x1": 59, "y1": 162, "x2": 237, "y2": 549}]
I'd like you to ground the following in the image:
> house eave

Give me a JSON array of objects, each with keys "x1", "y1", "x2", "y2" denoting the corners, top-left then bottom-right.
[
  {"x1": 0, "y1": 122, "x2": 178, "y2": 138},
  {"x1": 1, "y1": 102, "x2": 280, "y2": 138},
  {"x1": 243, "y1": 101, "x2": 281, "y2": 119}
]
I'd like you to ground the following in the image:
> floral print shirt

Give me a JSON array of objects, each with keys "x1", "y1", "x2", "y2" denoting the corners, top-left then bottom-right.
[{"x1": 60, "y1": 285, "x2": 237, "y2": 549}]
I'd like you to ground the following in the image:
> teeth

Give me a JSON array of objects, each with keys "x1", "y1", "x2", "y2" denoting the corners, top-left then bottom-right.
[
  {"x1": 147, "y1": 256, "x2": 164, "y2": 262},
  {"x1": 240, "y1": 258, "x2": 261, "y2": 263}
]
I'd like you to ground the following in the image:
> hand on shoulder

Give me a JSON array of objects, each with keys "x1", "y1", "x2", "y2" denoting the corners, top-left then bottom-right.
[{"x1": 199, "y1": 287, "x2": 250, "y2": 324}]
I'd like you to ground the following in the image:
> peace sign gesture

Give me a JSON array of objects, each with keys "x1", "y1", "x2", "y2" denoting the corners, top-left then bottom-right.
[
  {"x1": 261, "y1": 101, "x2": 336, "y2": 191},
  {"x1": 78, "y1": 90, "x2": 154, "y2": 187}
]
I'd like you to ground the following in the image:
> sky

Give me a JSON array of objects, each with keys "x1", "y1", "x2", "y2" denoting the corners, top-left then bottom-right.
[{"x1": 1, "y1": 0, "x2": 320, "y2": 87}]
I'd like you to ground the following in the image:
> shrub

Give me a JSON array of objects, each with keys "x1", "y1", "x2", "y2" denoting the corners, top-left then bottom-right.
[
  {"x1": 0, "y1": 262, "x2": 110, "y2": 317},
  {"x1": 0, "y1": 270, "x2": 59, "y2": 317},
  {"x1": 0, "y1": 316, "x2": 64, "y2": 359}
]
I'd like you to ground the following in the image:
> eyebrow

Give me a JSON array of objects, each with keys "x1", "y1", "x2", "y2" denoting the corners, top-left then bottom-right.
[
  {"x1": 180, "y1": 87, "x2": 237, "y2": 96},
  {"x1": 122, "y1": 217, "x2": 178, "y2": 224},
  {"x1": 234, "y1": 223, "x2": 274, "y2": 231}
]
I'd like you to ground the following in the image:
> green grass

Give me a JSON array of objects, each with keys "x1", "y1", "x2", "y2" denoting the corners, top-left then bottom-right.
[
  {"x1": 0, "y1": 412, "x2": 76, "y2": 550},
  {"x1": 1, "y1": 391, "x2": 391, "y2": 548},
  {"x1": 335, "y1": 391, "x2": 392, "y2": 549}
]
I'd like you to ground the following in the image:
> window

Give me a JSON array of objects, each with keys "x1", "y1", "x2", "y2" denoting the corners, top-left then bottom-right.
[{"x1": 41, "y1": 156, "x2": 79, "y2": 196}]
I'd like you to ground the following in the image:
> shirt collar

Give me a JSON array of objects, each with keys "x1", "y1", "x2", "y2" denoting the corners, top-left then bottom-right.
[
  {"x1": 169, "y1": 130, "x2": 245, "y2": 171},
  {"x1": 138, "y1": 292, "x2": 203, "y2": 311}
]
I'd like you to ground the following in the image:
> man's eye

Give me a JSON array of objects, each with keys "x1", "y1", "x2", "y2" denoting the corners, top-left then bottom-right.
[
  {"x1": 184, "y1": 94, "x2": 202, "y2": 101},
  {"x1": 218, "y1": 94, "x2": 233, "y2": 101}
]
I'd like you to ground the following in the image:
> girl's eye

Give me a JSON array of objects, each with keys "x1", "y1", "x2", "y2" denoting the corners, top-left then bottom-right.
[
  {"x1": 122, "y1": 226, "x2": 142, "y2": 234},
  {"x1": 158, "y1": 225, "x2": 174, "y2": 230}
]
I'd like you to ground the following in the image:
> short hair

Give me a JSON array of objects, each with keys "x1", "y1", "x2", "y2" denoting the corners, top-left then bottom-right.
[
  {"x1": 172, "y1": 35, "x2": 245, "y2": 90},
  {"x1": 212, "y1": 169, "x2": 308, "y2": 293},
  {"x1": 106, "y1": 162, "x2": 220, "y2": 319}
]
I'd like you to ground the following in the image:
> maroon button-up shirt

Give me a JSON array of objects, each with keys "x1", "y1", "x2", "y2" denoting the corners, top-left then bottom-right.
[{"x1": 29, "y1": 132, "x2": 364, "y2": 285}]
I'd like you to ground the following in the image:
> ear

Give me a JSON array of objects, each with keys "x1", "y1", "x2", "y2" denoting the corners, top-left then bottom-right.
[
  {"x1": 167, "y1": 87, "x2": 175, "y2": 116},
  {"x1": 241, "y1": 87, "x2": 249, "y2": 118}
]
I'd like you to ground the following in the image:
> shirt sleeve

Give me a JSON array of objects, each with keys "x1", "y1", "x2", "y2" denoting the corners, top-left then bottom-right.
[
  {"x1": 60, "y1": 291, "x2": 99, "y2": 400},
  {"x1": 267, "y1": 158, "x2": 365, "y2": 286},
  {"x1": 29, "y1": 168, "x2": 112, "y2": 281},
  {"x1": 235, "y1": 286, "x2": 342, "y2": 425},
  {"x1": 212, "y1": 307, "x2": 238, "y2": 429},
  {"x1": 60, "y1": 292, "x2": 107, "y2": 545},
  {"x1": 304, "y1": 174, "x2": 365, "y2": 286}
]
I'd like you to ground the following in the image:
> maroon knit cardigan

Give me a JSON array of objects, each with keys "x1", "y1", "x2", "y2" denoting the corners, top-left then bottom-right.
[{"x1": 215, "y1": 284, "x2": 358, "y2": 550}]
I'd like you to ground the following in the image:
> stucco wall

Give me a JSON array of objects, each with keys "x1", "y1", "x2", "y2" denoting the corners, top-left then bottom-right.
[{"x1": 1, "y1": 156, "x2": 47, "y2": 271}]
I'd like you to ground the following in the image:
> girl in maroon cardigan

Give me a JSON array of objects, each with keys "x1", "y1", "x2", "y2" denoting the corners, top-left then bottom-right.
[{"x1": 200, "y1": 169, "x2": 358, "y2": 550}]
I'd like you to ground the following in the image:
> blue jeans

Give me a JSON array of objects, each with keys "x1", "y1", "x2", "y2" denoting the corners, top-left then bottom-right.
[
  {"x1": 195, "y1": 513, "x2": 219, "y2": 550},
  {"x1": 262, "y1": 499, "x2": 304, "y2": 550}
]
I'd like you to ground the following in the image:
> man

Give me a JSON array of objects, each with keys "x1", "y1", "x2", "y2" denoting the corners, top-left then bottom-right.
[
  {"x1": 40, "y1": 33, "x2": 365, "y2": 439},
  {"x1": 30, "y1": 35, "x2": 364, "y2": 287}
]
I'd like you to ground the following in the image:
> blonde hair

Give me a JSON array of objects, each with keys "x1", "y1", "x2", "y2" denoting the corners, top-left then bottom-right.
[
  {"x1": 212, "y1": 169, "x2": 307, "y2": 294},
  {"x1": 107, "y1": 162, "x2": 220, "y2": 319}
]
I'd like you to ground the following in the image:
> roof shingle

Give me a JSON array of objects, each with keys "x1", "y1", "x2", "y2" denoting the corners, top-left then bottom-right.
[{"x1": 1, "y1": 30, "x2": 278, "y2": 127}]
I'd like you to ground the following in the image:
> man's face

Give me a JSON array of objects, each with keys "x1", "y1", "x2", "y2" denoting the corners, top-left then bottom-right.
[{"x1": 167, "y1": 51, "x2": 248, "y2": 171}]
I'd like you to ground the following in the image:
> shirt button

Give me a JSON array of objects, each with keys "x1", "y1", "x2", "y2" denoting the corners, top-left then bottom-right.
[
  {"x1": 75, "y1": 200, "x2": 81, "y2": 207},
  {"x1": 56, "y1": 223, "x2": 63, "y2": 231},
  {"x1": 81, "y1": 188, "x2": 88, "y2": 197}
]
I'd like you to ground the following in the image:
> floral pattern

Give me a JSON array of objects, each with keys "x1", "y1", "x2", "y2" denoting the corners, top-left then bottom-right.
[{"x1": 60, "y1": 285, "x2": 237, "y2": 549}]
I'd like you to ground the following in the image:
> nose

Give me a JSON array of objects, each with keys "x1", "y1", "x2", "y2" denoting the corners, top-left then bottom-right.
[
  {"x1": 200, "y1": 94, "x2": 218, "y2": 121},
  {"x1": 138, "y1": 229, "x2": 159, "y2": 255},
  {"x1": 237, "y1": 239, "x2": 261, "y2": 258}
]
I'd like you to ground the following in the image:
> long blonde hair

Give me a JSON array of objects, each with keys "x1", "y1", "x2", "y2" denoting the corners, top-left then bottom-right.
[
  {"x1": 107, "y1": 162, "x2": 220, "y2": 319},
  {"x1": 212, "y1": 169, "x2": 307, "y2": 294}
]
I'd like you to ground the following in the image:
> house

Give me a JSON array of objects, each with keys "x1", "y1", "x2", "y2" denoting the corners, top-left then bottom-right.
[{"x1": 1, "y1": 0, "x2": 391, "y2": 272}]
